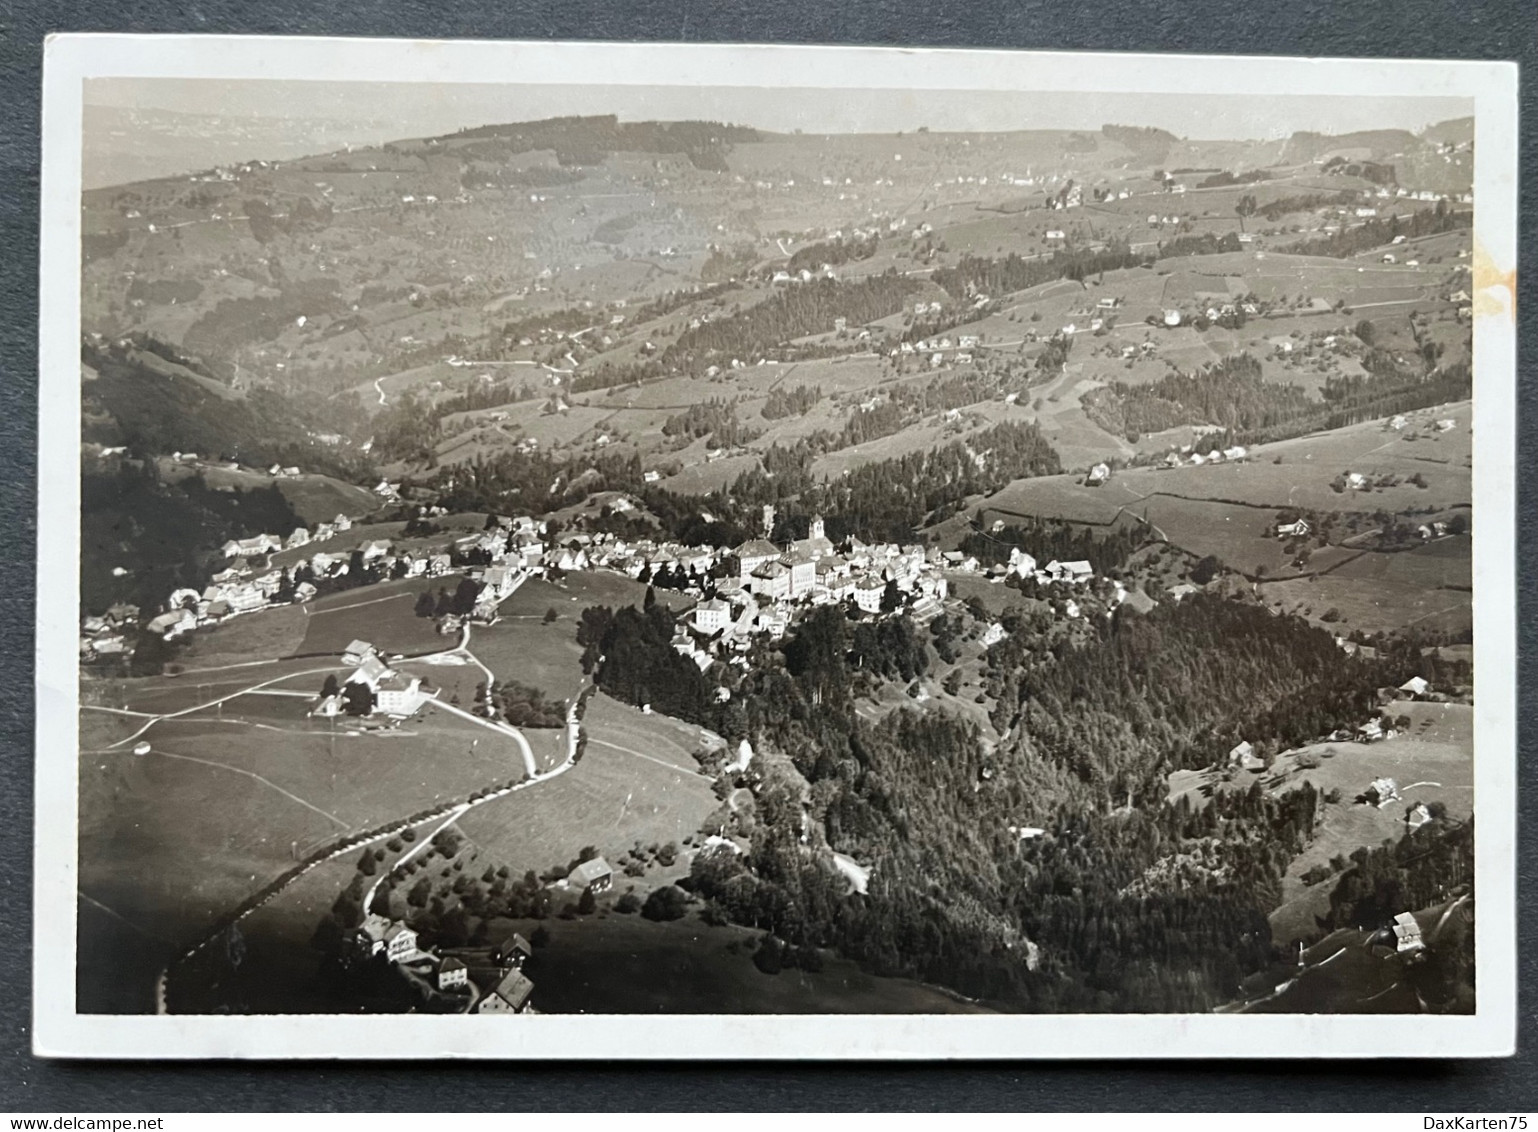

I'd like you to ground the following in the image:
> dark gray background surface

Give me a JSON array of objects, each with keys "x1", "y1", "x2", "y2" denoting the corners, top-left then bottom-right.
[{"x1": 1, "y1": 0, "x2": 1532, "y2": 1111}]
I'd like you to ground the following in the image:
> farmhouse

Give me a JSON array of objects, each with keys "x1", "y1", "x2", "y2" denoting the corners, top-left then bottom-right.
[
  {"x1": 1044, "y1": 560, "x2": 1094, "y2": 585},
  {"x1": 1391, "y1": 911, "x2": 1424, "y2": 954},
  {"x1": 473, "y1": 968, "x2": 534, "y2": 1014},
  {"x1": 1085, "y1": 462, "x2": 1111, "y2": 487},
  {"x1": 378, "y1": 922, "x2": 415, "y2": 959},
  {"x1": 1276, "y1": 519, "x2": 1310, "y2": 538},
  {"x1": 492, "y1": 933, "x2": 533, "y2": 970},
  {"x1": 437, "y1": 957, "x2": 470, "y2": 992},
  {"x1": 347, "y1": 654, "x2": 393, "y2": 692},
  {"x1": 342, "y1": 639, "x2": 378, "y2": 666},
  {"x1": 146, "y1": 608, "x2": 196, "y2": 640},
  {"x1": 221, "y1": 535, "x2": 280, "y2": 559},
  {"x1": 351, "y1": 915, "x2": 419, "y2": 964},
  {"x1": 1398, "y1": 675, "x2": 1430, "y2": 698},
  {"x1": 1008, "y1": 548, "x2": 1037, "y2": 578},
  {"x1": 1366, "y1": 776, "x2": 1400, "y2": 806},
  {"x1": 569, "y1": 856, "x2": 614, "y2": 893},
  {"x1": 1228, "y1": 741, "x2": 1264, "y2": 772}
]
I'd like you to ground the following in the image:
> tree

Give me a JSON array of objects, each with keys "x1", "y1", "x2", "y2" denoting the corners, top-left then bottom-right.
[
  {"x1": 321, "y1": 674, "x2": 341, "y2": 698},
  {"x1": 544, "y1": 606, "x2": 559, "y2": 624},
  {"x1": 577, "y1": 886, "x2": 597, "y2": 914},
  {"x1": 414, "y1": 590, "x2": 436, "y2": 618},
  {"x1": 451, "y1": 577, "x2": 482, "y2": 616},
  {"x1": 880, "y1": 578, "x2": 903, "y2": 613},
  {"x1": 1189, "y1": 555, "x2": 1222, "y2": 585},
  {"x1": 341, "y1": 679, "x2": 375, "y2": 716},
  {"x1": 641, "y1": 885, "x2": 689, "y2": 921},
  {"x1": 1235, "y1": 194, "x2": 1257, "y2": 232}
]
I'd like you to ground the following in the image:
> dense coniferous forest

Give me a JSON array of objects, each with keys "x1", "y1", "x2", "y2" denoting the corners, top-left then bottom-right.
[
  {"x1": 671, "y1": 419, "x2": 1061, "y2": 544},
  {"x1": 786, "y1": 234, "x2": 880, "y2": 273},
  {"x1": 81, "y1": 466, "x2": 304, "y2": 617},
  {"x1": 574, "y1": 581, "x2": 1435, "y2": 1011},
  {"x1": 662, "y1": 398, "x2": 749, "y2": 447},
  {"x1": 1278, "y1": 202, "x2": 1470, "y2": 258},
  {"x1": 660, "y1": 274, "x2": 923, "y2": 369},
  {"x1": 1323, "y1": 819, "x2": 1474, "y2": 933},
  {"x1": 933, "y1": 244, "x2": 1148, "y2": 299},
  {"x1": 1156, "y1": 232, "x2": 1244, "y2": 258},
  {"x1": 1083, "y1": 352, "x2": 1472, "y2": 444},
  {"x1": 760, "y1": 383, "x2": 823, "y2": 420},
  {"x1": 1257, "y1": 190, "x2": 1356, "y2": 221}
]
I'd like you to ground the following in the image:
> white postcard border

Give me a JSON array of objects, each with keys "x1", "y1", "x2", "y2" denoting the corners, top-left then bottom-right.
[{"x1": 35, "y1": 34, "x2": 1520, "y2": 1059}]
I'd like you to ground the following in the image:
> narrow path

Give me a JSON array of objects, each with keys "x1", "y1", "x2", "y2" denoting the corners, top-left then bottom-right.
[
  {"x1": 373, "y1": 377, "x2": 388, "y2": 407},
  {"x1": 588, "y1": 737, "x2": 701, "y2": 777},
  {"x1": 147, "y1": 748, "x2": 351, "y2": 829},
  {"x1": 304, "y1": 590, "x2": 416, "y2": 618},
  {"x1": 89, "y1": 665, "x2": 342, "y2": 750},
  {"x1": 78, "y1": 891, "x2": 172, "y2": 944}
]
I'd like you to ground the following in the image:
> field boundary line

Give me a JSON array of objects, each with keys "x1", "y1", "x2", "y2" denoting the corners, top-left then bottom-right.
[{"x1": 148, "y1": 748, "x2": 351, "y2": 829}]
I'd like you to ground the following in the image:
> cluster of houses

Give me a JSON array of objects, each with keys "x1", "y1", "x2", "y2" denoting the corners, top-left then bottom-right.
[
  {"x1": 78, "y1": 603, "x2": 142, "y2": 661},
  {"x1": 346, "y1": 916, "x2": 536, "y2": 1014},
  {"x1": 676, "y1": 518, "x2": 954, "y2": 648},
  {"x1": 1159, "y1": 443, "x2": 1249, "y2": 469},
  {"x1": 342, "y1": 857, "x2": 618, "y2": 1011},
  {"x1": 120, "y1": 511, "x2": 533, "y2": 649}
]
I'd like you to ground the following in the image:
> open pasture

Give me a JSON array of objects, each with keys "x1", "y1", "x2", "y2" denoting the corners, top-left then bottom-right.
[
  {"x1": 1266, "y1": 703, "x2": 1472, "y2": 944},
  {"x1": 455, "y1": 697, "x2": 718, "y2": 876},
  {"x1": 176, "y1": 605, "x2": 310, "y2": 667},
  {"x1": 77, "y1": 690, "x2": 529, "y2": 986},
  {"x1": 660, "y1": 453, "x2": 760, "y2": 496},
  {"x1": 299, "y1": 579, "x2": 450, "y2": 657},
  {"x1": 1259, "y1": 574, "x2": 1471, "y2": 637}
]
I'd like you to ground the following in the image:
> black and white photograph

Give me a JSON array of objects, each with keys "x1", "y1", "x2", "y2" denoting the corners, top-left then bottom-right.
[{"x1": 34, "y1": 36, "x2": 1519, "y2": 1059}]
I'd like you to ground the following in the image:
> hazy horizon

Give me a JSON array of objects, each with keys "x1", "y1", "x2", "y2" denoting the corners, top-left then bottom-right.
[{"x1": 83, "y1": 77, "x2": 1471, "y2": 189}]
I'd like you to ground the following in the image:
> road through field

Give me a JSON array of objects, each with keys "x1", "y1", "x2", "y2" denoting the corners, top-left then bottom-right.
[{"x1": 159, "y1": 691, "x2": 586, "y2": 1014}]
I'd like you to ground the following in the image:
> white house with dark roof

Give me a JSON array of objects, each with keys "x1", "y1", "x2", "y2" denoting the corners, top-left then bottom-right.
[{"x1": 569, "y1": 856, "x2": 613, "y2": 893}]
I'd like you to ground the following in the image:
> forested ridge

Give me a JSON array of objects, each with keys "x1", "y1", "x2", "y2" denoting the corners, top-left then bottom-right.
[
  {"x1": 659, "y1": 274, "x2": 923, "y2": 370},
  {"x1": 1084, "y1": 352, "x2": 1472, "y2": 443},
  {"x1": 572, "y1": 575, "x2": 1447, "y2": 1010}
]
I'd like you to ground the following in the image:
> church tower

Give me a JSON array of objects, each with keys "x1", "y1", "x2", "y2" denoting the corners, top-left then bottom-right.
[{"x1": 810, "y1": 514, "x2": 825, "y2": 542}]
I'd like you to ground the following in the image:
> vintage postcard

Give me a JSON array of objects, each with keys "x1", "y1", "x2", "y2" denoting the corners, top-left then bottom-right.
[{"x1": 35, "y1": 35, "x2": 1518, "y2": 1058}]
